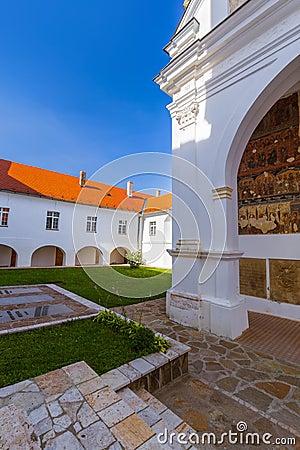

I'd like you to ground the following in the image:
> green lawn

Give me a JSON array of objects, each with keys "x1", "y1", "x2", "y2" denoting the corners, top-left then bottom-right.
[
  {"x1": 0, "y1": 318, "x2": 151, "y2": 388},
  {"x1": 0, "y1": 266, "x2": 171, "y2": 308}
]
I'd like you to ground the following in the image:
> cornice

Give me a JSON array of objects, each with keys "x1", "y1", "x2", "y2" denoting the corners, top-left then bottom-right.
[
  {"x1": 155, "y1": 0, "x2": 299, "y2": 98},
  {"x1": 164, "y1": 18, "x2": 200, "y2": 58}
]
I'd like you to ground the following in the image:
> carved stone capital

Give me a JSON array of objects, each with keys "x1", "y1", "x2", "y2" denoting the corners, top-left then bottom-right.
[{"x1": 176, "y1": 102, "x2": 199, "y2": 129}]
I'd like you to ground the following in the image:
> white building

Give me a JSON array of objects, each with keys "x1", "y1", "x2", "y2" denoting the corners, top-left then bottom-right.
[
  {"x1": 155, "y1": 0, "x2": 300, "y2": 338},
  {"x1": 0, "y1": 159, "x2": 172, "y2": 269}
]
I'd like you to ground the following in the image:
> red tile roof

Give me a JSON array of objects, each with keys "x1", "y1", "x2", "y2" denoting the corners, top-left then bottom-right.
[
  {"x1": 0, "y1": 159, "x2": 151, "y2": 212},
  {"x1": 144, "y1": 193, "x2": 172, "y2": 213}
]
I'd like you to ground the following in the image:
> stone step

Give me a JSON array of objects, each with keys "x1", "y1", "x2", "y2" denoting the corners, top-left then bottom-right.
[
  {"x1": 0, "y1": 361, "x2": 203, "y2": 450},
  {"x1": 118, "y1": 386, "x2": 209, "y2": 450}
]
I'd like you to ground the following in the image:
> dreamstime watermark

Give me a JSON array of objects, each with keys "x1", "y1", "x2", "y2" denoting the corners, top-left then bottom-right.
[
  {"x1": 157, "y1": 421, "x2": 296, "y2": 447},
  {"x1": 72, "y1": 152, "x2": 227, "y2": 298}
]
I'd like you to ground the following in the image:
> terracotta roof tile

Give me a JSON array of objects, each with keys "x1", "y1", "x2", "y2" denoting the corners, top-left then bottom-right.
[
  {"x1": 0, "y1": 159, "x2": 151, "y2": 212},
  {"x1": 144, "y1": 193, "x2": 172, "y2": 213}
]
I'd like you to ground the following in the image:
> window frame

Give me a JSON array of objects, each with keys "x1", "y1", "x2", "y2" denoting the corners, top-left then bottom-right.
[
  {"x1": 149, "y1": 221, "x2": 157, "y2": 236},
  {"x1": 118, "y1": 219, "x2": 127, "y2": 235},
  {"x1": 0, "y1": 207, "x2": 9, "y2": 227},
  {"x1": 86, "y1": 216, "x2": 97, "y2": 233},
  {"x1": 46, "y1": 211, "x2": 60, "y2": 231}
]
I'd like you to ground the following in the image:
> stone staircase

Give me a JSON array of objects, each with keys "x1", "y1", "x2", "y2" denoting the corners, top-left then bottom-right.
[
  {"x1": 118, "y1": 386, "x2": 201, "y2": 449},
  {"x1": 0, "y1": 336, "x2": 199, "y2": 449}
]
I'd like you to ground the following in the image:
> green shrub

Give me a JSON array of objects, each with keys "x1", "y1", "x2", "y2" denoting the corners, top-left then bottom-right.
[
  {"x1": 94, "y1": 310, "x2": 170, "y2": 353},
  {"x1": 125, "y1": 250, "x2": 145, "y2": 268}
]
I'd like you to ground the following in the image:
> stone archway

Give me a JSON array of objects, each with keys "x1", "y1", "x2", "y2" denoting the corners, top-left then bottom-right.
[
  {"x1": 0, "y1": 245, "x2": 17, "y2": 267},
  {"x1": 226, "y1": 59, "x2": 300, "y2": 320},
  {"x1": 156, "y1": 0, "x2": 299, "y2": 338},
  {"x1": 31, "y1": 246, "x2": 65, "y2": 267}
]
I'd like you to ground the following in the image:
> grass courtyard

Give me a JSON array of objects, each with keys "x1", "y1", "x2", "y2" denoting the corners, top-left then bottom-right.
[
  {"x1": 0, "y1": 265, "x2": 172, "y2": 308},
  {"x1": 0, "y1": 266, "x2": 172, "y2": 387},
  {"x1": 0, "y1": 318, "x2": 151, "y2": 388}
]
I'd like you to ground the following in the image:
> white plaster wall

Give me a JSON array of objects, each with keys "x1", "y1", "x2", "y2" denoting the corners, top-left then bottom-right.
[
  {"x1": 142, "y1": 213, "x2": 172, "y2": 268},
  {"x1": 179, "y1": 0, "x2": 229, "y2": 37},
  {"x1": 0, "y1": 192, "x2": 139, "y2": 267},
  {"x1": 239, "y1": 235, "x2": 300, "y2": 260},
  {"x1": 156, "y1": 0, "x2": 300, "y2": 335}
]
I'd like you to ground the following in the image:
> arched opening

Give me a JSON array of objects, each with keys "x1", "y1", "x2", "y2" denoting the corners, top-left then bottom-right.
[
  {"x1": 226, "y1": 57, "x2": 300, "y2": 319},
  {"x1": 31, "y1": 246, "x2": 65, "y2": 267},
  {"x1": 75, "y1": 246, "x2": 103, "y2": 266},
  {"x1": 110, "y1": 247, "x2": 129, "y2": 265},
  {"x1": 0, "y1": 245, "x2": 17, "y2": 267}
]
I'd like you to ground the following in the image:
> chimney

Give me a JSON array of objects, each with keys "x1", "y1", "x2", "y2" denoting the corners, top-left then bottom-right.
[
  {"x1": 156, "y1": 189, "x2": 161, "y2": 197},
  {"x1": 127, "y1": 181, "x2": 133, "y2": 197},
  {"x1": 79, "y1": 171, "x2": 86, "y2": 187}
]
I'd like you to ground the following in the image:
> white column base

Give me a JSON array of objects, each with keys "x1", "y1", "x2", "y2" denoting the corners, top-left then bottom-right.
[{"x1": 167, "y1": 289, "x2": 249, "y2": 340}]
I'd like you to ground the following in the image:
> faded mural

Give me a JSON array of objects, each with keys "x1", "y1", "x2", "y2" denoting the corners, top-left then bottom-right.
[{"x1": 238, "y1": 93, "x2": 300, "y2": 235}]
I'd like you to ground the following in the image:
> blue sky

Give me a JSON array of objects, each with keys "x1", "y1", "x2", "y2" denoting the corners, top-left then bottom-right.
[{"x1": 0, "y1": 1, "x2": 183, "y2": 192}]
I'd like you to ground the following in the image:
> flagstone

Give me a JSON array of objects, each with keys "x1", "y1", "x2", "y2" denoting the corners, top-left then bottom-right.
[
  {"x1": 44, "y1": 431, "x2": 84, "y2": 450},
  {"x1": 137, "y1": 406, "x2": 161, "y2": 426},
  {"x1": 236, "y1": 387, "x2": 273, "y2": 411},
  {"x1": 216, "y1": 377, "x2": 240, "y2": 393},
  {"x1": 77, "y1": 401, "x2": 99, "y2": 428},
  {"x1": 85, "y1": 387, "x2": 120, "y2": 412},
  {"x1": 0, "y1": 404, "x2": 41, "y2": 450},
  {"x1": 29, "y1": 404, "x2": 49, "y2": 425},
  {"x1": 111, "y1": 414, "x2": 154, "y2": 450},
  {"x1": 118, "y1": 387, "x2": 147, "y2": 413},
  {"x1": 78, "y1": 421, "x2": 115, "y2": 449},
  {"x1": 98, "y1": 400, "x2": 134, "y2": 427},
  {"x1": 35, "y1": 369, "x2": 72, "y2": 397},
  {"x1": 77, "y1": 376, "x2": 107, "y2": 396},
  {"x1": 47, "y1": 400, "x2": 63, "y2": 418},
  {"x1": 255, "y1": 381, "x2": 290, "y2": 399},
  {"x1": 62, "y1": 361, "x2": 98, "y2": 385}
]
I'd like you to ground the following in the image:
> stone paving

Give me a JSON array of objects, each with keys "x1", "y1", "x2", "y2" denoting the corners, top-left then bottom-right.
[
  {"x1": 0, "y1": 338, "x2": 195, "y2": 449},
  {"x1": 113, "y1": 299, "x2": 300, "y2": 449}
]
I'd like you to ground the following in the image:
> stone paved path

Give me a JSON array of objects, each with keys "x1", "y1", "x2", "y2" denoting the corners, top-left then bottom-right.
[{"x1": 113, "y1": 299, "x2": 300, "y2": 449}]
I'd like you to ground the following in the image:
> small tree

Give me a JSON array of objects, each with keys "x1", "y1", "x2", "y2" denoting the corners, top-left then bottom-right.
[{"x1": 125, "y1": 250, "x2": 145, "y2": 268}]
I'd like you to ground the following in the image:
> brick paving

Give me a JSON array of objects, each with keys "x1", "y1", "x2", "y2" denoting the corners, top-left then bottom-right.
[
  {"x1": 237, "y1": 312, "x2": 300, "y2": 365},
  {"x1": 113, "y1": 299, "x2": 300, "y2": 448}
]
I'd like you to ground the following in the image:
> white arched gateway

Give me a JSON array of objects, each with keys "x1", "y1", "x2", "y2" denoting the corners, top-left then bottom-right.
[{"x1": 155, "y1": 0, "x2": 300, "y2": 338}]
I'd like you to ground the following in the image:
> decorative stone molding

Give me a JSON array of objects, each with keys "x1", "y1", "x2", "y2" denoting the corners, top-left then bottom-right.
[
  {"x1": 165, "y1": 18, "x2": 200, "y2": 58},
  {"x1": 183, "y1": 0, "x2": 192, "y2": 10},
  {"x1": 230, "y1": 0, "x2": 248, "y2": 13},
  {"x1": 212, "y1": 186, "x2": 233, "y2": 200},
  {"x1": 176, "y1": 102, "x2": 199, "y2": 129},
  {"x1": 168, "y1": 241, "x2": 243, "y2": 260}
]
